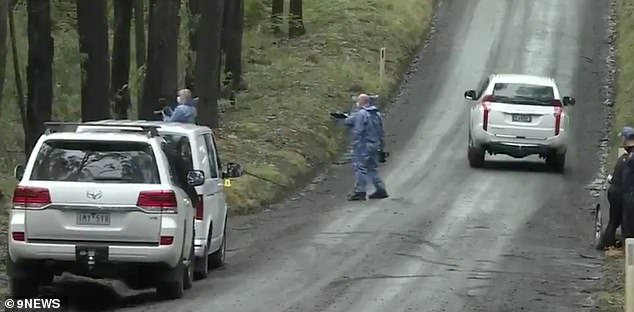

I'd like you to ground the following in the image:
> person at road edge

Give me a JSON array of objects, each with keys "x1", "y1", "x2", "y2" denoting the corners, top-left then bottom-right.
[
  {"x1": 344, "y1": 93, "x2": 388, "y2": 201},
  {"x1": 597, "y1": 126, "x2": 634, "y2": 250},
  {"x1": 621, "y1": 132, "x2": 634, "y2": 240}
]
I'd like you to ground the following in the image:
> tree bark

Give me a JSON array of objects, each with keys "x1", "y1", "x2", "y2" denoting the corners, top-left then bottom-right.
[
  {"x1": 76, "y1": 0, "x2": 110, "y2": 121},
  {"x1": 194, "y1": 0, "x2": 224, "y2": 128},
  {"x1": 112, "y1": 0, "x2": 132, "y2": 119},
  {"x1": 185, "y1": 0, "x2": 200, "y2": 91},
  {"x1": 25, "y1": 0, "x2": 53, "y2": 157},
  {"x1": 0, "y1": 0, "x2": 8, "y2": 116},
  {"x1": 222, "y1": 0, "x2": 243, "y2": 89},
  {"x1": 140, "y1": 0, "x2": 179, "y2": 120},
  {"x1": 8, "y1": 2, "x2": 25, "y2": 133},
  {"x1": 271, "y1": 0, "x2": 283, "y2": 34},
  {"x1": 133, "y1": 0, "x2": 145, "y2": 108},
  {"x1": 288, "y1": 0, "x2": 305, "y2": 38}
]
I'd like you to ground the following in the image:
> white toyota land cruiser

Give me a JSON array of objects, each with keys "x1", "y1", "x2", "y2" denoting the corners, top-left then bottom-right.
[
  {"x1": 81, "y1": 119, "x2": 241, "y2": 280},
  {"x1": 7, "y1": 122, "x2": 241, "y2": 299}
]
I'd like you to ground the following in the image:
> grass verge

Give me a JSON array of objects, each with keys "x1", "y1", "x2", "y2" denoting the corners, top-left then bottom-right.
[{"x1": 594, "y1": 0, "x2": 634, "y2": 309}]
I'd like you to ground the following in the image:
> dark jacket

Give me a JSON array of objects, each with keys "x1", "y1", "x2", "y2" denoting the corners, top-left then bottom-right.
[
  {"x1": 162, "y1": 144, "x2": 199, "y2": 208},
  {"x1": 610, "y1": 153, "x2": 629, "y2": 194}
]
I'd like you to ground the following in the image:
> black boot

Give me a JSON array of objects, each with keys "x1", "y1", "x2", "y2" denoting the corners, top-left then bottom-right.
[
  {"x1": 347, "y1": 192, "x2": 367, "y2": 201},
  {"x1": 369, "y1": 190, "x2": 388, "y2": 199}
]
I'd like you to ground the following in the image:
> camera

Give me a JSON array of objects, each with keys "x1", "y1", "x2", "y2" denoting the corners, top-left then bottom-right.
[{"x1": 378, "y1": 150, "x2": 390, "y2": 163}]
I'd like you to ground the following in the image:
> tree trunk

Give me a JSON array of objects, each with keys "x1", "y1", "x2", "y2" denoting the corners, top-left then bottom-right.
[
  {"x1": 185, "y1": 0, "x2": 200, "y2": 91},
  {"x1": 25, "y1": 0, "x2": 53, "y2": 157},
  {"x1": 140, "y1": 0, "x2": 179, "y2": 120},
  {"x1": 133, "y1": 0, "x2": 145, "y2": 108},
  {"x1": 222, "y1": 0, "x2": 244, "y2": 89},
  {"x1": 76, "y1": 0, "x2": 110, "y2": 121},
  {"x1": 8, "y1": 2, "x2": 25, "y2": 133},
  {"x1": 0, "y1": 0, "x2": 8, "y2": 117},
  {"x1": 194, "y1": 0, "x2": 224, "y2": 128},
  {"x1": 112, "y1": 0, "x2": 132, "y2": 119},
  {"x1": 288, "y1": 0, "x2": 305, "y2": 38},
  {"x1": 271, "y1": 0, "x2": 283, "y2": 34}
]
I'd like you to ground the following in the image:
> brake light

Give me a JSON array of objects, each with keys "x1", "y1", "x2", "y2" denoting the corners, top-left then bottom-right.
[
  {"x1": 195, "y1": 195, "x2": 203, "y2": 220},
  {"x1": 136, "y1": 190, "x2": 177, "y2": 213},
  {"x1": 12, "y1": 186, "x2": 51, "y2": 209},
  {"x1": 160, "y1": 235, "x2": 174, "y2": 245},
  {"x1": 481, "y1": 95, "x2": 495, "y2": 131},
  {"x1": 11, "y1": 232, "x2": 25, "y2": 241},
  {"x1": 553, "y1": 100, "x2": 563, "y2": 135}
]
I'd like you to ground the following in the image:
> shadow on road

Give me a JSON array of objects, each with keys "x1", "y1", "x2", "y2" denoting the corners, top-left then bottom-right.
[
  {"x1": 479, "y1": 159, "x2": 561, "y2": 174},
  {"x1": 42, "y1": 279, "x2": 156, "y2": 311}
]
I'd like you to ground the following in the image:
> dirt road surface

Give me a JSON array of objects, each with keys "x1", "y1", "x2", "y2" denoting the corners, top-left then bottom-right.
[{"x1": 55, "y1": 0, "x2": 611, "y2": 311}]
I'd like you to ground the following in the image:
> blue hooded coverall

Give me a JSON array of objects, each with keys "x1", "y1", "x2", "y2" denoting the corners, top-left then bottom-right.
[
  {"x1": 163, "y1": 100, "x2": 197, "y2": 124},
  {"x1": 344, "y1": 105, "x2": 387, "y2": 194}
]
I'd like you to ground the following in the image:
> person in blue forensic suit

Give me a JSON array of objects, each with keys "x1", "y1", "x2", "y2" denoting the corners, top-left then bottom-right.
[
  {"x1": 163, "y1": 89, "x2": 197, "y2": 123},
  {"x1": 344, "y1": 93, "x2": 388, "y2": 201},
  {"x1": 597, "y1": 126, "x2": 634, "y2": 249}
]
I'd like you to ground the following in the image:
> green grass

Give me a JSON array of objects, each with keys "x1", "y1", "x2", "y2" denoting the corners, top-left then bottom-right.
[{"x1": 594, "y1": 0, "x2": 634, "y2": 309}]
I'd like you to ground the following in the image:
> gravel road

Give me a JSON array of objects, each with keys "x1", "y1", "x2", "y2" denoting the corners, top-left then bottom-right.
[{"x1": 55, "y1": 0, "x2": 612, "y2": 311}]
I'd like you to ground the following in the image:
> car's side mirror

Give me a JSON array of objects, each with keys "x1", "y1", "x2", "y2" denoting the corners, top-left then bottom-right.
[
  {"x1": 464, "y1": 90, "x2": 477, "y2": 100},
  {"x1": 14, "y1": 164, "x2": 24, "y2": 181},
  {"x1": 186, "y1": 170, "x2": 205, "y2": 187},
  {"x1": 563, "y1": 96, "x2": 575, "y2": 106},
  {"x1": 222, "y1": 162, "x2": 243, "y2": 178}
]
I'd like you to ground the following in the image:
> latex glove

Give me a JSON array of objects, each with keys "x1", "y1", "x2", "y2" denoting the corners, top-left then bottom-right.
[{"x1": 607, "y1": 174, "x2": 613, "y2": 184}]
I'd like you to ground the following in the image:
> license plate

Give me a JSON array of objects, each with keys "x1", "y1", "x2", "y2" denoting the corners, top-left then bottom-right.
[
  {"x1": 76, "y1": 212, "x2": 111, "y2": 225},
  {"x1": 512, "y1": 114, "x2": 532, "y2": 122}
]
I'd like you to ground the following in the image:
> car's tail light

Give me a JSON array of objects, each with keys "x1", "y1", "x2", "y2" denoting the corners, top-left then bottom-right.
[
  {"x1": 195, "y1": 195, "x2": 203, "y2": 220},
  {"x1": 553, "y1": 100, "x2": 563, "y2": 135},
  {"x1": 137, "y1": 190, "x2": 177, "y2": 213},
  {"x1": 160, "y1": 235, "x2": 174, "y2": 245},
  {"x1": 11, "y1": 231, "x2": 25, "y2": 241},
  {"x1": 481, "y1": 95, "x2": 495, "y2": 131},
  {"x1": 12, "y1": 186, "x2": 51, "y2": 209}
]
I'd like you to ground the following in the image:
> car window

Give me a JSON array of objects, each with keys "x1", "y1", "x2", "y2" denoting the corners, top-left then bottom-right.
[
  {"x1": 491, "y1": 83, "x2": 555, "y2": 106},
  {"x1": 203, "y1": 133, "x2": 219, "y2": 178},
  {"x1": 162, "y1": 134, "x2": 194, "y2": 170},
  {"x1": 30, "y1": 140, "x2": 160, "y2": 184}
]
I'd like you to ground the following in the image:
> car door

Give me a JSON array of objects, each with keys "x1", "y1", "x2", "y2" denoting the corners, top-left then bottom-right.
[{"x1": 201, "y1": 133, "x2": 225, "y2": 248}]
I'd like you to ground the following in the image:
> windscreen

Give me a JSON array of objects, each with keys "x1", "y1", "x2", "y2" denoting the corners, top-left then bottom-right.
[
  {"x1": 491, "y1": 83, "x2": 556, "y2": 106},
  {"x1": 30, "y1": 140, "x2": 160, "y2": 184}
]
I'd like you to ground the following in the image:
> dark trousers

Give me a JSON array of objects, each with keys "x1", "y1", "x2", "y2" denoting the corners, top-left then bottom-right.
[
  {"x1": 622, "y1": 192, "x2": 634, "y2": 240},
  {"x1": 601, "y1": 190, "x2": 623, "y2": 247}
]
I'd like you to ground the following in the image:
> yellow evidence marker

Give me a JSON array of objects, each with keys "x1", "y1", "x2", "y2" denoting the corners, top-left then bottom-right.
[{"x1": 223, "y1": 179, "x2": 232, "y2": 187}]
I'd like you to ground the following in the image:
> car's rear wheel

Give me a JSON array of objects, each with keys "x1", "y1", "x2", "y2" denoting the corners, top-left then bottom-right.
[
  {"x1": 7, "y1": 259, "x2": 39, "y2": 298},
  {"x1": 194, "y1": 228, "x2": 211, "y2": 280},
  {"x1": 468, "y1": 147, "x2": 485, "y2": 168},
  {"x1": 209, "y1": 221, "x2": 227, "y2": 269},
  {"x1": 183, "y1": 231, "x2": 194, "y2": 290},
  {"x1": 546, "y1": 152, "x2": 566, "y2": 173}
]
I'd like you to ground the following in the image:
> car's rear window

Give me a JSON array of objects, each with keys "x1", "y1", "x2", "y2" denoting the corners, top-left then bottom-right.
[
  {"x1": 30, "y1": 140, "x2": 160, "y2": 184},
  {"x1": 491, "y1": 83, "x2": 555, "y2": 106}
]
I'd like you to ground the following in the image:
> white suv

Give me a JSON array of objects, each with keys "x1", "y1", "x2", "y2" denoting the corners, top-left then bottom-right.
[
  {"x1": 464, "y1": 74, "x2": 576, "y2": 172},
  {"x1": 82, "y1": 120, "x2": 239, "y2": 280},
  {"x1": 7, "y1": 122, "x2": 240, "y2": 299}
]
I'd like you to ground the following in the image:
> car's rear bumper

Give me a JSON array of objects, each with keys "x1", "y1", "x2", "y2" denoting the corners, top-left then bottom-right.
[
  {"x1": 472, "y1": 128, "x2": 566, "y2": 157},
  {"x1": 8, "y1": 240, "x2": 182, "y2": 268}
]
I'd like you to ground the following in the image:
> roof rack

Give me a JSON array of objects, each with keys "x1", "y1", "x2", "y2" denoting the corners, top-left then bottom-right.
[{"x1": 43, "y1": 121, "x2": 161, "y2": 138}]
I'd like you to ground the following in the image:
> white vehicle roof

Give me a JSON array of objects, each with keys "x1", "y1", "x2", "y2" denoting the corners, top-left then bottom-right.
[
  {"x1": 40, "y1": 131, "x2": 155, "y2": 143},
  {"x1": 489, "y1": 74, "x2": 557, "y2": 87},
  {"x1": 84, "y1": 119, "x2": 213, "y2": 136}
]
